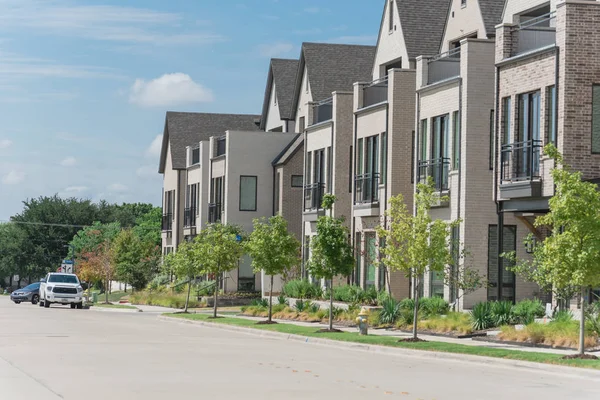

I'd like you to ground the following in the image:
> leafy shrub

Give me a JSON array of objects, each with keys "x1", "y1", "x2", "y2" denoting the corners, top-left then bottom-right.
[
  {"x1": 307, "y1": 302, "x2": 320, "y2": 313},
  {"x1": 470, "y1": 301, "x2": 494, "y2": 331},
  {"x1": 283, "y1": 280, "x2": 321, "y2": 299},
  {"x1": 294, "y1": 299, "x2": 311, "y2": 312},
  {"x1": 420, "y1": 297, "x2": 449, "y2": 317},
  {"x1": 129, "y1": 291, "x2": 201, "y2": 309},
  {"x1": 499, "y1": 320, "x2": 598, "y2": 349},
  {"x1": 491, "y1": 301, "x2": 514, "y2": 326},
  {"x1": 553, "y1": 309, "x2": 573, "y2": 324},
  {"x1": 195, "y1": 280, "x2": 216, "y2": 296},
  {"x1": 418, "y1": 312, "x2": 472, "y2": 335},
  {"x1": 330, "y1": 306, "x2": 344, "y2": 319},
  {"x1": 376, "y1": 290, "x2": 393, "y2": 306},
  {"x1": 379, "y1": 298, "x2": 401, "y2": 325},
  {"x1": 585, "y1": 303, "x2": 600, "y2": 336},
  {"x1": 148, "y1": 274, "x2": 170, "y2": 292},
  {"x1": 333, "y1": 285, "x2": 364, "y2": 303},
  {"x1": 363, "y1": 286, "x2": 379, "y2": 305},
  {"x1": 250, "y1": 298, "x2": 269, "y2": 308},
  {"x1": 315, "y1": 309, "x2": 328, "y2": 319},
  {"x1": 272, "y1": 303, "x2": 286, "y2": 313},
  {"x1": 277, "y1": 294, "x2": 288, "y2": 306},
  {"x1": 512, "y1": 299, "x2": 545, "y2": 325},
  {"x1": 399, "y1": 298, "x2": 415, "y2": 311}
]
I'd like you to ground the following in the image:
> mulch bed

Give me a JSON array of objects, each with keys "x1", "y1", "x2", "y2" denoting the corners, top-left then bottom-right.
[
  {"x1": 256, "y1": 320, "x2": 278, "y2": 325},
  {"x1": 562, "y1": 354, "x2": 599, "y2": 360},
  {"x1": 316, "y1": 328, "x2": 344, "y2": 333},
  {"x1": 399, "y1": 337, "x2": 427, "y2": 343}
]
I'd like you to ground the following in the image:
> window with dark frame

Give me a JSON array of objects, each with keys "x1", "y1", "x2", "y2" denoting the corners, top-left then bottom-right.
[
  {"x1": 487, "y1": 225, "x2": 517, "y2": 302},
  {"x1": 547, "y1": 86, "x2": 556, "y2": 145},
  {"x1": 389, "y1": 1, "x2": 394, "y2": 31},
  {"x1": 299, "y1": 116, "x2": 306, "y2": 133},
  {"x1": 239, "y1": 176, "x2": 257, "y2": 211},
  {"x1": 452, "y1": 111, "x2": 460, "y2": 170},
  {"x1": 419, "y1": 119, "x2": 428, "y2": 161},
  {"x1": 489, "y1": 109, "x2": 495, "y2": 170},
  {"x1": 291, "y1": 175, "x2": 303, "y2": 187},
  {"x1": 327, "y1": 146, "x2": 332, "y2": 192},
  {"x1": 348, "y1": 145, "x2": 353, "y2": 192},
  {"x1": 380, "y1": 132, "x2": 387, "y2": 184},
  {"x1": 274, "y1": 172, "x2": 280, "y2": 215},
  {"x1": 502, "y1": 97, "x2": 511, "y2": 145},
  {"x1": 592, "y1": 85, "x2": 600, "y2": 153}
]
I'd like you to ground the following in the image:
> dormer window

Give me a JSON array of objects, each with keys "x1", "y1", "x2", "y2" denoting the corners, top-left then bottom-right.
[
  {"x1": 305, "y1": 75, "x2": 309, "y2": 93},
  {"x1": 461, "y1": 0, "x2": 467, "y2": 7},
  {"x1": 389, "y1": 1, "x2": 394, "y2": 32},
  {"x1": 274, "y1": 90, "x2": 277, "y2": 106}
]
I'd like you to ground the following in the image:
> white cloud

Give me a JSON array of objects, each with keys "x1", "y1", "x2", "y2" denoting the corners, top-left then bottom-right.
[
  {"x1": 129, "y1": 73, "x2": 213, "y2": 107},
  {"x1": 136, "y1": 165, "x2": 159, "y2": 179},
  {"x1": 108, "y1": 183, "x2": 128, "y2": 192},
  {"x1": 0, "y1": 139, "x2": 12, "y2": 149},
  {"x1": 60, "y1": 156, "x2": 77, "y2": 167},
  {"x1": 2, "y1": 170, "x2": 25, "y2": 185},
  {"x1": 258, "y1": 42, "x2": 294, "y2": 58},
  {"x1": 146, "y1": 135, "x2": 163, "y2": 158}
]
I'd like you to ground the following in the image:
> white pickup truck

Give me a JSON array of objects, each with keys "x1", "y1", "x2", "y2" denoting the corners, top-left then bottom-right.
[{"x1": 39, "y1": 273, "x2": 84, "y2": 309}]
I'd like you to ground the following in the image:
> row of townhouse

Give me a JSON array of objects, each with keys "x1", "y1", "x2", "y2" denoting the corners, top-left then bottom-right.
[{"x1": 158, "y1": 0, "x2": 600, "y2": 309}]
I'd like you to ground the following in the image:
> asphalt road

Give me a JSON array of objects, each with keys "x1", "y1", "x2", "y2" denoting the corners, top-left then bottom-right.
[{"x1": 1, "y1": 297, "x2": 600, "y2": 400}]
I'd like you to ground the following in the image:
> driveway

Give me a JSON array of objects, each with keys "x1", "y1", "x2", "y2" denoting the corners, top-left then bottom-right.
[{"x1": 1, "y1": 296, "x2": 599, "y2": 400}]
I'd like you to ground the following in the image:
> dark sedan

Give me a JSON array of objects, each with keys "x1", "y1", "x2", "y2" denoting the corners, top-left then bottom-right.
[{"x1": 10, "y1": 282, "x2": 41, "y2": 305}]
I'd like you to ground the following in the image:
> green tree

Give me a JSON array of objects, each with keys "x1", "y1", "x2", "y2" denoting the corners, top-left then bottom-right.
[
  {"x1": 195, "y1": 223, "x2": 246, "y2": 318},
  {"x1": 246, "y1": 216, "x2": 300, "y2": 323},
  {"x1": 307, "y1": 195, "x2": 354, "y2": 331},
  {"x1": 133, "y1": 207, "x2": 162, "y2": 247},
  {"x1": 509, "y1": 145, "x2": 600, "y2": 357},
  {"x1": 0, "y1": 223, "x2": 28, "y2": 287},
  {"x1": 112, "y1": 229, "x2": 158, "y2": 291},
  {"x1": 376, "y1": 180, "x2": 456, "y2": 340},
  {"x1": 169, "y1": 241, "x2": 203, "y2": 312}
]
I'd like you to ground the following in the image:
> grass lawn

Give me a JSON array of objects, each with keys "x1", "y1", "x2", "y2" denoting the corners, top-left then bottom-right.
[
  {"x1": 92, "y1": 291, "x2": 128, "y2": 303},
  {"x1": 92, "y1": 303, "x2": 137, "y2": 310},
  {"x1": 166, "y1": 313, "x2": 600, "y2": 370}
]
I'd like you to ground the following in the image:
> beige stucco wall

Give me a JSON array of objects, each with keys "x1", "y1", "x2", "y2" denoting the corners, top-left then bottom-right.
[
  {"x1": 161, "y1": 141, "x2": 185, "y2": 254},
  {"x1": 295, "y1": 66, "x2": 313, "y2": 129},
  {"x1": 265, "y1": 82, "x2": 283, "y2": 132},
  {"x1": 440, "y1": 0, "x2": 488, "y2": 52},
  {"x1": 372, "y1": 0, "x2": 409, "y2": 79}
]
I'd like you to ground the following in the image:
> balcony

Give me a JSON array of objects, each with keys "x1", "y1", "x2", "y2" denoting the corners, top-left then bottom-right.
[
  {"x1": 500, "y1": 139, "x2": 542, "y2": 198},
  {"x1": 215, "y1": 136, "x2": 226, "y2": 157},
  {"x1": 428, "y1": 48, "x2": 460, "y2": 85},
  {"x1": 191, "y1": 147, "x2": 200, "y2": 165},
  {"x1": 161, "y1": 213, "x2": 173, "y2": 232},
  {"x1": 362, "y1": 77, "x2": 388, "y2": 108},
  {"x1": 184, "y1": 207, "x2": 197, "y2": 228},
  {"x1": 304, "y1": 183, "x2": 325, "y2": 211},
  {"x1": 311, "y1": 98, "x2": 333, "y2": 125},
  {"x1": 208, "y1": 203, "x2": 222, "y2": 223},
  {"x1": 418, "y1": 158, "x2": 450, "y2": 192},
  {"x1": 511, "y1": 12, "x2": 556, "y2": 57},
  {"x1": 354, "y1": 173, "x2": 380, "y2": 204}
]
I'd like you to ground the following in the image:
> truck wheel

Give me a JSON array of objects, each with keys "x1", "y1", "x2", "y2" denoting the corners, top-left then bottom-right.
[
  {"x1": 70, "y1": 304, "x2": 76, "y2": 309},
  {"x1": 39, "y1": 300, "x2": 44, "y2": 307},
  {"x1": 44, "y1": 300, "x2": 50, "y2": 308},
  {"x1": 76, "y1": 302, "x2": 83, "y2": 309},
  {"x1": 31, "y1": 295, "x2": 39, "y2": 305},
  {"x1": 13, "y1": 301, "x2": 21, "y2": 304}
]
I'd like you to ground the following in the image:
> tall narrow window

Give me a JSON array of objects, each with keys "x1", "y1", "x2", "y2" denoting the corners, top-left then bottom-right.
[
  {"x1": 419, "y1": 119, "x2": 428, "y2": 161},
  {"x1": 380, "y1": 132, "x2": 387, "y2": 184},
  {"x1": 357, "y1": 138, "x2": 364, "y2": 175},
  {"x1": 452, "y1": 111, "x2": 460, "y2": 170},
  {"x1": 432, "y1": 114, "x2": 449, "y2": 160},
  {"x1": 518, "y1": 91, "x2": 541, "y2": 178},
  {"x1": 274, "y1": 172, "x2": 281, "y2": 215},
  {"x1": 314, "y1": 149, "x2": 325, "y2": 185},
  {"x1": 547, "y1": 86, "x2": 556, "y2": 145},
  {"x1": 487, "y1": 225, "x2": 516, "y2": 302},
  {"x1": 489, "y1": 109, "x2": 495, "y2": 170},
  {"x1": 327, "y1": 147, "x2": 332, "y2": 192},
  {"x1": 299, "y1": 116, "x2": 305, "y2": 133},
  {"x1": 502, "y1": 97, "x2": 511, "y2": 145},
  {"x1": 388, "y1": 1, "x2": 394, "y2": 31},
  {"x1": 239, "y1": 176, "x2": 257, "y2": 211},
  {"x1": 593, "y1": 85, "x2": 600, "y2": 153},
  {"x1": 348, "y1": 145, "x2": 353, "y2": 192},
  {"x1": 305, "y1": 151, "x2": 312, "y2": 185}
]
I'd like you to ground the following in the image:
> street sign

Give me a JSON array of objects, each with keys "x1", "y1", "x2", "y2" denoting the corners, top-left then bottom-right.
[{"x1": 60, "y1": 259, "x2": 74, "y2": 274}]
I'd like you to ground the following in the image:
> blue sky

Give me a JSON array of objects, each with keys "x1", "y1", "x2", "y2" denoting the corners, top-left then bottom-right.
[{"x1": 0, "y1": 0, "x2": 382, "y2": 220}]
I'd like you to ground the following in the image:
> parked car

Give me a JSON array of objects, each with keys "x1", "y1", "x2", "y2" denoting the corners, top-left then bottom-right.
[
  {"x1": 10, "y1": 282, "x2": 41, "y2": 305},
  {"x1": 39, "y1": 273, "x2": 84, "y2": 309}
]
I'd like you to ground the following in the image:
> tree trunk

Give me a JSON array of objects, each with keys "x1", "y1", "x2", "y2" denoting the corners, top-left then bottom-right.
[
  {"x1": 268, "y1": 275, "x2": 274, "y2": 323},
  {"x1": 412, "y1": 276, "x2": 420, "y2": 340},
  {"x1": 579, "y1": 286, "x2": 587, "y2": 355},
  {"x1": 184, "y1": 279, "x2": 191, "y2": 313},
  {"x1": 329, "y1": 278, "x2": 334, "y2": 331},
  {"x1": 105, "y1": 276, "x2": 109, "y2": 304},
  {"x1": 213, "y1": 281, "x2": 218, "y2": 318}
]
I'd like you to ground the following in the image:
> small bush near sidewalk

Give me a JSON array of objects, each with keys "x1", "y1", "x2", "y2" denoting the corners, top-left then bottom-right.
[
  {"x1": 129, "y1": 291, "x2": 202, "y2": 309},
  {"x1": 418, "y1": 312, "x2": 473, "y2": 335},
  {"x1": 498, "y1": 319, "x2": 599, "y2": 349}
]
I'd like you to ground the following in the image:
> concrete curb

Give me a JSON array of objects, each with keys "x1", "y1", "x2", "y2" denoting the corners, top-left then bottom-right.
[
  {"x1": 158, "y1": 315, "x2": 600, "y2": 380},
  {"x1": 89, "y1": 306, "x2": 142, "y2": 313}
]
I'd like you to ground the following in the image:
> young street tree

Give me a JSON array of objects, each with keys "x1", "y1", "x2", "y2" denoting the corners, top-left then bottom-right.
[
  {"x1": 112, "y1": 229, "x2": 159, "y2": 291},
  {"x1": 509, "y1": 145, "x2": 600, "y2": 358},
  {"x1": 307, "y1": 194, "x2": 354, "y2": 332},
  {"x1": 169, "y1": 241, "x2": 202, "y2": 313},
  {"x1": 195, "y1": 223, "x2": 246, "y2": 318},
  {"x1": 246, "y1": 215, "x2": 300, "y2": 323},
  {"x1": 443, "y1": 253, "x2": 487, "y2": 311},
  {"x1": 377, "y1": 179, "x2": 457, "y2": 340}
]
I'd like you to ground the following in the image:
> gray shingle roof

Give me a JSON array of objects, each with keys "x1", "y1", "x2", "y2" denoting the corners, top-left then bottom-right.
[
  {"x1": 292, "y1": 43, "x2": 376, "y2": 109},
  {"x1": 478, "y1": 0, "x2": 505, "y2": 36},
  {"x1": 158, "y1": 112, "x2": 260, "y2": 173},
  {"x1": 272, "y1": 133, "x2": 303, "y2": 166},
  {"x1": 260, "y1": 58, "x2": 299, "y2": 129},
  {"x1": 396, "y1": 0, "x2": 451, "y2": 58}
]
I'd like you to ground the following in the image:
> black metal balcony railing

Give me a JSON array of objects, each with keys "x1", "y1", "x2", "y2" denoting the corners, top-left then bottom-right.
[
  {"x1": 362, "y1": 77, "x2": 388, "y2": 108},
  {"x1": 512, "y1": 12, "x2": 556, "y2": 56},
  {"x1": 500, "y1": 139, "x2": 543, "y2": 183},
  {"x1": 304, "y1": 183, "x2": 325, "y2": 211},
  {"x1": 311, "y1": 98, "x2": 333, "y2": 125},
  {"x1": 354, "y1": 173, "x2": 380, "y2": 204},
  {"x1": 162, "y1": 213, "x2": 173, "y2": 232},
  {"x1": 428, "y1": 47, "x2": 461, "y2": 85},
  {"x1": 418, "y1": 158, "x2": 451, "y2": 191},
  {"x1": 208, "y1": 203, "x2": 221, "y2": 223},
  {"x1": 184, "y1": 207, "x2": 197, "y2": 228}
]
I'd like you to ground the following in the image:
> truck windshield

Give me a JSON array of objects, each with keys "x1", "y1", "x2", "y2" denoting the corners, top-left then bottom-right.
[{"x1": 48, "y1": 275, "x2": 79, "y2": 284}]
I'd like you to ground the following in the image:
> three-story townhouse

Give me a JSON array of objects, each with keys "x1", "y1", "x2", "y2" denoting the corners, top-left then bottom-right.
[
  {"x1": 494, "y1": 0, "x2": 600, "y2": 306},
  {"x1": 351, "y1": 0, "x2": 450, "y2": 299},
  {"x1": 414, "y1": 0, "x2": 505, "y2": 309}
]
